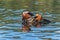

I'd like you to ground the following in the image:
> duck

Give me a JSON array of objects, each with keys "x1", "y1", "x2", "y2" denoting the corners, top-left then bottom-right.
[
  {"x1": 32, "y1": 14, "x2": 51, "y2": 27},
  {"x1": 21, "y1": 10, "x2": 51, "y2": 32},
  {"x1": 22, "y1": 10, "x2": 34, "y2": 32}
]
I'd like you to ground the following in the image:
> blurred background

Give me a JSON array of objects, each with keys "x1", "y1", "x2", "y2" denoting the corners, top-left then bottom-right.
[
  {"x1": 0, "y1": 0, "x2": 60, "y2": 13},
  {"x1": 0, "y1": 0, "x2": 60, "y2": 40}
]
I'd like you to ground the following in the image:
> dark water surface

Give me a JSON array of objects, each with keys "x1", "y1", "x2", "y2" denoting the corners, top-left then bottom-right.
[{"x1": 0, "y1": 8, "x2": 60, "y2": 40}]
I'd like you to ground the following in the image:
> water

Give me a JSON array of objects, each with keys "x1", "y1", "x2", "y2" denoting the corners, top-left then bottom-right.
[{"x1": 0, "y1": 8, "x2": 60, "y2": 40}]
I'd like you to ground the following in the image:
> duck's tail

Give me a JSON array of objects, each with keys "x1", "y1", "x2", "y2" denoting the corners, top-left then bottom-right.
[{"x1": 40, "y1": 19, "x2": 51, "y2": 24}]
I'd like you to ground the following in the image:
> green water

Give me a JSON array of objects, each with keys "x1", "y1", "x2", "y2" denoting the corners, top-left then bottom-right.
[
  {"x1": 0, "y1": 0, "x2": 60, "y2": 40},
  {"x1": 0, "y1": 8, "x2": 60, "y2": 40}
]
